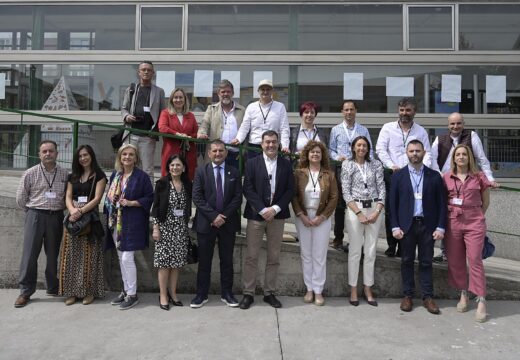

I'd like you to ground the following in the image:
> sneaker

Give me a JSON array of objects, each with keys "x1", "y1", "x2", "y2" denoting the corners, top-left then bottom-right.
[
  {"x1": 110, "y1": 291, "x2": 126, "y2": 306},
  {"x1": 221, "y1": 293, "x2": 239, "y2": 307},
  {"x1": 433, "y1": 254, "x2": 448, "y2": 263},
  {"x1": 119, "y1": 295, "x2": 139, "y2": 310},
  {"x1": 190, "y1": 295, "x2": 209, "y2": 308}
]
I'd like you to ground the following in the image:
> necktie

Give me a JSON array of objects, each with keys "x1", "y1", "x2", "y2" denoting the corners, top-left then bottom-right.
[{"x1": 216, "y1": 166, "x2": 223, "y2": 213}]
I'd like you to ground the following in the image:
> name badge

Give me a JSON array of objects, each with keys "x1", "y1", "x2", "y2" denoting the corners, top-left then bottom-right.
[
  {"x1": 45, "y1": 191, "x2": 56, "y2": 199},
  {"x1": 173, "y1": 209, "x2": 184, "y2": 217},
  {"x1": 414, "y1": 192, "x2": 422, "y2": 200},
  {"x1": 310, "y1": 191, "x2": 320, "y2": 199},
  {"x1": 77, "y1": 196, "x2": 88, "y2": 203},
  {"x1": 452, "y1": 197, "x2": 463, "y2": 206},
  {"x1": 143, "y1": 106, "x2": 151, "y2": 113}
]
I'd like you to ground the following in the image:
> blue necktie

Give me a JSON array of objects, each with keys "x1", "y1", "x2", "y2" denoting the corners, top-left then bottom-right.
[{"x1": 216, "y1": 166, "x2": 223, "y2": 213}]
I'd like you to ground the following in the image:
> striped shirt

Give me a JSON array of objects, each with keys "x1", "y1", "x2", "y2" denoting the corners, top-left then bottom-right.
[{"x1": 16, "y1": 163, "x2": 68, "y2": 211}]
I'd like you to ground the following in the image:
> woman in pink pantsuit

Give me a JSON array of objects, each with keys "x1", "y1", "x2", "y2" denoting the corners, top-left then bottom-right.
[{"x1": 443, "y1": 144, "x2": 491, "y2": 322}]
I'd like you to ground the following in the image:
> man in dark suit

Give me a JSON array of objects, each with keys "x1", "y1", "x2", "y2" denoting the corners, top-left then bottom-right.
[
  {"x1": 239, "y1": 130, "x2": 295, "y2": 310},
  {"x1": 191, "y1": 140, "x2": 243, "y2": 308},
  {"x1": 390, "y1": 139, "x2": 447, "y2": 314}
]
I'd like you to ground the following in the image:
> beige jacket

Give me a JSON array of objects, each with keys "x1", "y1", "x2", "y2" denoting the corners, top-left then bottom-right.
[
  {"x1": 292, "y1": 168, "x2": 338, "y2": 219},
  {"x1": 197, "y1": 101, "x2": 246, "y2": 140}
]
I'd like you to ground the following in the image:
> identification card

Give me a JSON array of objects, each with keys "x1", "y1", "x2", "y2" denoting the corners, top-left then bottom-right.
[
  {"x1": 45, "y1": 191, "x2": 56, "y2": 199},
  {"x1": 310, "y1": 191, "x2": 320, "y2": 199},
  {"x1": 173, "y1": 209, "x2": 184, "y2": 217},
  {"x1": 143, "y1": 106, "x2": 151, "y2": 113},
  {"x1": 452, "y1": 197, "x2": 463, "y2": 206},
  {"x1": 414, "y1": 192, "x2": 422, "y2": 200},
  {"x1": 77, "y1": 196, "x2": 88, "y2": 203}
]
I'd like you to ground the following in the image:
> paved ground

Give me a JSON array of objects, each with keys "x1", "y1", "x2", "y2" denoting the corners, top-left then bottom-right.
[{"x1": 1, "y1": 289, "x2": 518, "y2": 360}]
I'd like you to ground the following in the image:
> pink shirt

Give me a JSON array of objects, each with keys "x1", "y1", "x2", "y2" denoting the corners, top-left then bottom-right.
[{"x1": 443, "y1": 171, "x2": 490, "y2": 208}]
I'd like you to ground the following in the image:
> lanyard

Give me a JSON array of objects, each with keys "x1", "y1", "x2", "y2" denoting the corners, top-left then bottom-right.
[
  {"x1": 454, "y1": 177, "x2": 463, "y2": 197},
  {"x1": 302, "y1": 127, "x2": 316, "y2": 140},
  {"x1": 309, "y1": 169, "x2": 321, "y2": 192},
  {"x1": 342, "y1": 122, "x2": 356, "y2": 145},
  {"x1": 40, "y1": 164, "x2": 57, "y2": 189},
  {"x1": 355, "y1": 162, "x2": 368, "y2": 189},
  {"x1": 399, "y1": 122, "x2": 414, "y2": 148},
  {"x1": 410, "y1": 168, "x2": 424, "y2": 193},
  {"x1": 259, "y1": 102, "x2": 273, "y2": 124}
]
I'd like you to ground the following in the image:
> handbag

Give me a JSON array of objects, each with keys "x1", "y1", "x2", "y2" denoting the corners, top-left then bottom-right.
[
  {"x1": 482, "y1": 235, "x2": 495, "y2": 259},
  {"x1": 186, "y1": 237, "x2": 198, "y2": 264},
  {"x1": 64, "y1": 174, "x2": 98, "y2": 238}
]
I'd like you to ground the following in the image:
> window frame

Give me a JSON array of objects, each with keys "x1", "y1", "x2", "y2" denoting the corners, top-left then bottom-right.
[
  {"x1": 137, "y1": 4, "x2": 185, "y2": 51},
  {"x1": 405, "y1": 4, "x2": 455, "y2": 51}
]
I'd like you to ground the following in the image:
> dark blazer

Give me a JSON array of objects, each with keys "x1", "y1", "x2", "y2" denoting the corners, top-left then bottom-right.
[
  {"x1": 390, "y1": 165, "x2": 447, "y2": 235},
  {"x1": 243, "y1": 154, "x2": 295, "y2": 221},
  {"x1": 121, "y1": 83, "x2": 165, "y2": 132},
  {"x1": 105, "y1": 168, "x2": 154, "y2": 251},
  {"x1": 289, "y1": 125, "x2": 330, "y2": 154},
  {"x1": 151, "y1": 175, "x2": 192, "y2": 224},
  {"x1": 192, "y1": 163, "x2": 243, "y2": 234}
]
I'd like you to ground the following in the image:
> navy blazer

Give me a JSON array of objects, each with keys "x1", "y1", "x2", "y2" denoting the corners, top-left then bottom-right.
[
  {"x1": 389, "y1": 165, "x2": 446, "y2": 235},
  {"x1": 243, "y1": 154, "x2": 295, "y2": 221},
  {"x1": 192, "y1": 163, "x2": 243, "y2": 234}
]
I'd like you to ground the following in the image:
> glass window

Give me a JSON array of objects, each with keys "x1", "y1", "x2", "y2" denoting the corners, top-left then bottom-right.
[
  {"x1": 459, "y1": 4, "x2": 520, "y2": 50},
  {"x1": 408, "y1": 6, "x2": 453, "y2": 49},
  {"x1": 188, "y1": 4, "x2": 402, "y2": 51},
  {"x1": 0, "y1": 5, "x2": 135, "y2": 50},
  {"x1": 296, "y1": 4, "x2": 402, "y2": 50},
  {"x1": 140, "y1": 6, "x2": 183, "y2": 49}
]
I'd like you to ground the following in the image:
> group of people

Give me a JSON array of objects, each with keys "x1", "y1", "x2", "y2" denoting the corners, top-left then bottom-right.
[{"x1": 13, "y1": 60, "x2": 497, "y2": 323}]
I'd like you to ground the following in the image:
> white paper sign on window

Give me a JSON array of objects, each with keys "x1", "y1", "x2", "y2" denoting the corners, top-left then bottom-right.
[
  {"x1": 343, "y1": 73, "x2": 363, "y2": 100},
  {"x1": 253, "y1": 71, "x2": 273, "y2": 98},
  {"x1": 441, "y1": 74, "x2": 461, "y2": 103},
  {"x1": 486, "y1": 75, "x2": 506, "y2": 103},
  {"x1": 194, "y1": 70, "x2": 214, "y2": 97},
  {"x1": 386, "y1": 77, "x2": 414, "y2": 97},
  {"x1": 0, "y1": 73, "x2": 5, "y2": 99},
  {"x1": 221, "y1": 71, "x2": 241, "y2": 98},
  {"x1": 156, "y1": 71, "x2": 176, "y2": 97}
]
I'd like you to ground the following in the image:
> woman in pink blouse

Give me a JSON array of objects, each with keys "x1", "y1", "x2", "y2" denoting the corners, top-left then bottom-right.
[{"x1": 443, "y1": 144, "x2": 490, "y2": 322}]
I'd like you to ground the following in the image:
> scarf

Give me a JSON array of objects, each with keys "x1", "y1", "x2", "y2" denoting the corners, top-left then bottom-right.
[{"x1": 105, "y1": 172, "x2": 125, "y2": 249}]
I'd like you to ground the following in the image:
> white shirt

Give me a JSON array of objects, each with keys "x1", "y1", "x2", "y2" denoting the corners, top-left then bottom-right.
[
  {"x1": 236, "y1": 100, "x2": 290, "y2": 149},
  {"x1": 220, "y1": 103, "x2": 238, "y2": 151},
  {"x1": 376, "y1": 121, "x2": 432, "y2": 168},
  {"x1": 296, "y1": 126, "x2": 320, "y2": 152},
  {"x1": 260, "y1": 153, "x2": 281, "y2": 215},
  {"x1": 430, "y1": 131, "x2": 495, "y2": 181}
]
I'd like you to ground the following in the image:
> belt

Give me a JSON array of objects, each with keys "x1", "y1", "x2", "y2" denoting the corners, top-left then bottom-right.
[
  {"x1": 412, "y1": 216, "x2": 424, "y2": 222},
  {"x1": 32, "y1": 208, "x2": 63, "y2": 214},
  {"x1": 354, "y1": 198, "x2": 382, "y2": 202}
]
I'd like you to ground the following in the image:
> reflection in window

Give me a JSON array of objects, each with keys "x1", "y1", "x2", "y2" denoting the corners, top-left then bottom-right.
[
  {"x1": 70, "y1": 32, "x2": 95, "y2": 50},
  {"x1": 459, "y1": 4, "x2": 520, "y2": 50},
  {"x1": 408, "y1": 6, "x2": 453, "y2": 49},
  {"x1": 140, "y1": 6, "x2": 183, "y2": 49}
]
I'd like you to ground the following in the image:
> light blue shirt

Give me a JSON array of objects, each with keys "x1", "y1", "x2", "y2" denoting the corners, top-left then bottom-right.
[
  {"x1": 329, "y1": 121, "x2": 373, "y2": 161},
  {"x1": 408, "y1": 164, "x2": 424, "y2": 217},
  {"x1": 212, "y1": 162, "x2": 225, "y2": 195}
]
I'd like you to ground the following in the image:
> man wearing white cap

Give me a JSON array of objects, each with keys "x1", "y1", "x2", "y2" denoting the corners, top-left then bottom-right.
[{"x1": 231, "y1": 79, "x2": 290, "y2": 158}]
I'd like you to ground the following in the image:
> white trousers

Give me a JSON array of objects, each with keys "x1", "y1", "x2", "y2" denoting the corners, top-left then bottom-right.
[
  {"x1": 345, "y1": 202, "x2": 384, "y2": 287},
  {"x1": 126, "y1": 134, "x2": 156, "y2": 184},
  {"x1": 117, "y1": 250, "x2": 137, "y2": 296},
  {"x1": 295, "y1": 209, "x2": 331, "y2": 294}
]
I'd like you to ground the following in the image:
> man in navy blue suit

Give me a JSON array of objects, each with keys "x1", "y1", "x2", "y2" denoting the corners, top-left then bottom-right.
[
  {"x1": 390, "y1": 139, "x2": 446, "y2": 314},
  {"x1": 239, "y1": 130, "x2": 295, "y2": 310},
  {"x1": 191, "y1": 140, "x2": 243, "y2": 308}
]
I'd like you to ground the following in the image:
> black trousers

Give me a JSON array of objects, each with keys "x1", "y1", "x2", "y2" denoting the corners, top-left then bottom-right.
[
  {"x1": 383, "y1": 168, "x2": 399, "y2": 250},
  {"x1": 333, "y1": 165, "x2": 346, "y2": 243},
  {"x1": 196, "y1": 225, "x2": 236, "y2": 297}
]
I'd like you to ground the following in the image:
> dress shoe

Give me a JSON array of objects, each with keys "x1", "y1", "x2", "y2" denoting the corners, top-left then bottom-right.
[
  {"x1": 46, "y1": 289, "x2": 59, "y2": 297},
  {"x1": 190, "y1": 295, "x2": 209, "y2": 308},
  {"x1": 65, "y1": 296, "x2": 76, "y2": 306},
  {"x1": 263, "y1": 294, "x2": 282, "y2": 308},
  {"x1": 314, "y1": 295, "x2": 325, "y2": 306},
  {"x1": 221, "y1": 293, "x2": 239, "y2": 307},
  {"x1": 433, "y1": 254, "x2": 448, "y2": 263},
  {"x1": 363, "y1": 294, "x2": 378, "y2": 307},
  {"x1": 385, "y1": 247, "x2": 396, "y2": 257},
  {"x1": 303, "y1": 291, "x2": 314, "y2": 303},
  {"x1": 239, "y1": 295, "x2": 254, "y2": 310},
  {"x1": 349, "y1": 299, "x2": 359, "y2": 307},
  {"x1": 159, "y1": 296, "x2": 170, "y2": 311},
  {"x1": 82, "y1": 295, "x2": 94, "y2": 305},
  {"x1": 423, "y1": 297, "x2": 440, "y2": 315},
  {"x1": 400, "y1": 296, "x2": 413, "y2": 312},
  {"x1": 14, "y1": 295, "x2": 30, "y2": 308},
  {"x1": 168, "y1": 293, "x2": 183, "y2": 307}
]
